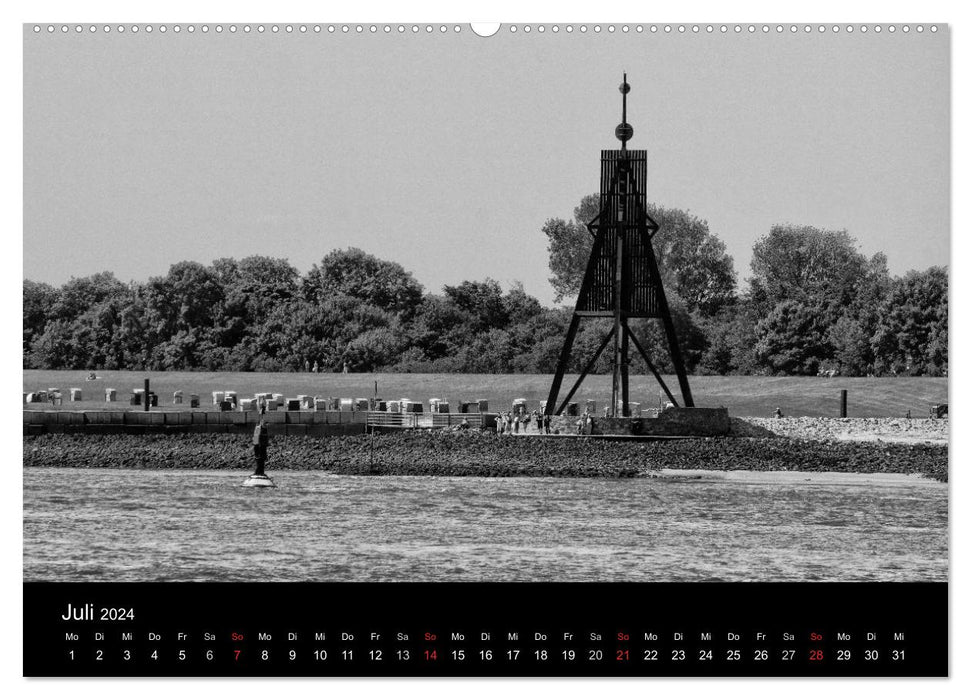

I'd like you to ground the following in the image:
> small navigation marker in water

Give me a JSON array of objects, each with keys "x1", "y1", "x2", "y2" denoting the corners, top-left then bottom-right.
[
  {"x1": 242, "y1": 473, "x2": 276, "y2": 488},
  {"x1": 243, "y1": 400, "x2": 276, "y2": 488}
]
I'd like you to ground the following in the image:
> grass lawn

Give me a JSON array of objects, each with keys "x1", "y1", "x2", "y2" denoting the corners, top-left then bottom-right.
[{"x1": 22, "y1": 370, "x2": 948, "y2": 418}]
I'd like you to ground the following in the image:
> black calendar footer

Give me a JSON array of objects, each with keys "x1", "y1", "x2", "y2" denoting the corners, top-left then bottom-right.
[{"x1": 24, "y1": 581, "x2": 947, "y2": 677}]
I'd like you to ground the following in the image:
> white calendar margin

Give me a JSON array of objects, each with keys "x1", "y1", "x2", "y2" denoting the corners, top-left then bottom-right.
[{"x1": 2, "y1": 0, "x2": 966, "y2": 698}]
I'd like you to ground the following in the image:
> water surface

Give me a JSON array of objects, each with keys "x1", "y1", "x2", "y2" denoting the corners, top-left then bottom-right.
[{"x1": 23, "y1": 468, "x2": 947, "y2": 582}]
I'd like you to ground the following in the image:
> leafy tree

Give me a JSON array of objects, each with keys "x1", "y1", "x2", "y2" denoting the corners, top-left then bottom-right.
[
  {"x1": 650, "y1": 208, "x2": 737, "y2": 316},
  {"x1": 111, "y1": 287, "x2": 153, "y2": 370},
  {"x1": 754, "y1": 300, "x2": 833, "y2": 375},
  {"x1": 47, "y1": 272, "x2": 127, "y2": 323},
  {"x1": 505, "y1": 309, "x2": 571, "y2": 374},
  {"x1": 871, "y1": 266, "x2": 948, "y2": 376},
  {"x1": 211, "y1": 256, "x2": 301, "y2": 351},
  {"x1": 154, "y1": 330, "x2": 204, "y2": 371},
  {"x1": 20, "y1": 240, "x2": 946, "y2": 376},
  {"x1": 29, "y1": 273, "x2": 130, "y2": 369},
  {"x1": 247, "y1": 293, "x2": 396, "y2": 372},
  {"x1": 566, "y1": 319, "x2": 615, "y2": 374},
  {"x1": 501, "y1": 281, "x2": 543, "y2": 322},
  {"x1": 542, "y1": 214, "x2": 595, "y2": 305},
  {"x1": 442, "y1": 279, "x2": 508, "y2": 332},
  {"x1": 696, "y1": 300, "x2": 762, "y2": 375},
  {"x1": 744, "y1": 228, "x2": 909, "y2": 376},
  {"x1": 211, "y1": 256, "x2": 300, "y2": 309},
  {"x1": 133, "y1": 262, "x2": 226, "y2": 368},
  {"x1": 404, "y1": 294, "x2": 470, "y2": 362},
  {"x1": 304, "y1": 248, "x2": 423, "y2": 315},
  {"x1": 30, "y1": 297, "x2": 127, "y2": 370},
  {"x1": 461, "y1": 329, "x2": 516, "y2": 373},
  {"x1": 153, "y1": 261, "x2": 225, "y2": 332},
  {"x1": 544, "y1": 195, "x2": 737, "y2": 315},
  {"x1": 626, "y1": 297, "x2": 707, "y2": 374},
  {"x1": 826, "y1": 315, "x2": 873, "y2": 376},
  {"x1": 343, "y1": 327, "x2": 407, "y2": 372},
  {"x1": 827, "y1": 253, "x2": 892, "y2": 375},
  {"x1": 23, "y1": 280, "x2": 57, "y2": 362},
  {"x1": 749, "y1": 224, "x2": 867, "y2": 320}
]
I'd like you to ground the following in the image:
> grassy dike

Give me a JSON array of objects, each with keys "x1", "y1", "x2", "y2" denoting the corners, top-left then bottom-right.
[
  {"x1": 23, "y1": 431, "x2": 948, "y2": 481},
  {"x1": 24, "y1": 370, "x2": 948, "y2": 418}
]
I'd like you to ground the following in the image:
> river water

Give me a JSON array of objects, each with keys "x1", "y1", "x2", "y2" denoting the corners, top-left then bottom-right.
[{"x1": 23, "y1": 468, "x2": 947, "y2": 582}]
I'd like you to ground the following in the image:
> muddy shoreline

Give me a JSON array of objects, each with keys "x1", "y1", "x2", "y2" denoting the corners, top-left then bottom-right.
[{"x1": 23, "y1": 431, "x2": 948, "y2": 481}]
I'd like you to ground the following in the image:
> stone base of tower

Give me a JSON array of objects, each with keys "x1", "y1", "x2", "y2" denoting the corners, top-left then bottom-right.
[{"x1": 546, "y1": 407, "x2": 730, "y2": 438}]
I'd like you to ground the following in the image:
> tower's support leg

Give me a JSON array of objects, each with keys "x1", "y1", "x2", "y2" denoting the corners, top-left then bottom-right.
[
  {"x1": 620, "y1": 322, "x2": 630, "y2": 416},
  {"x1": 659, "y1": 311, "x2": 694, "y2": 407},
  {"x1": 645, "y1": 248, "x2": 695, "y2": 408},
  {"x1": 611, "y1": 225, "x2": 625, "y2": 418},
  {"x1": 625, "y1": 320, "x2": 679, "y2": 407},
  {"x1": 611, "y1": 316, "x2": 621, "y2": 417},
  {"x1": 545, "y1": 315, "x2": 581, "y2": 415},
  {"x1": 556, "y1": 326, "x2": 615, "y2": 415}
]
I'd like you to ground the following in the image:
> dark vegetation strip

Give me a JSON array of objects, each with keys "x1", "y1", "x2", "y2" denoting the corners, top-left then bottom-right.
[
  {"x1": 25, "y1": 233, "x2": 948, "y2": 379},
  {"x1": 23, "y1": 432, "x2": 947, "y2": 481}
]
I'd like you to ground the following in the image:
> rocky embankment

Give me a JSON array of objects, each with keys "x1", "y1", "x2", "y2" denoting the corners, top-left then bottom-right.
[
  {"x1": 23, "y1": 430, "x2": 948, "y2": 481},
  {"x1": 731, "y1": 416, "x2": 948, "y2": 444}
]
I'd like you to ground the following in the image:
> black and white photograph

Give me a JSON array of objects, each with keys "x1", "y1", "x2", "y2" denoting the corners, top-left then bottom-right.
[{"x1": 19, "y1": 15, "x2": 951, "y2": 679}]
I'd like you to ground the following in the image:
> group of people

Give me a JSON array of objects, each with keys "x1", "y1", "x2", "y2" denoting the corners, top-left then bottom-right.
[
  {"x1": 575, "y1": 410, "x2": 594, "y2": 435},
  {"x1": 301, "y1": 359, "x2": 350, "y2": 373},
  {"x1": 497, "y1": 410, "x2": 552, "y2": 435}
]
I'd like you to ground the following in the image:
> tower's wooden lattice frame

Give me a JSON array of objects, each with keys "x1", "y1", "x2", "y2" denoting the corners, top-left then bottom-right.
[{"x1": 545, "y1": 77, "x2": 694, "y2": 417}]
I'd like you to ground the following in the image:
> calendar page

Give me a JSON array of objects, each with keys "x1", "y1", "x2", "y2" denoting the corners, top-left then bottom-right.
[{"x1": 22, "y1": 20, "x2": 949, "y2": 678}]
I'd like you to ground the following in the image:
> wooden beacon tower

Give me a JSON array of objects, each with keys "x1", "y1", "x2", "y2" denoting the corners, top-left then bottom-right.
[{"x1": 545, "y1": 75, "x2": 694, "y2": 417}]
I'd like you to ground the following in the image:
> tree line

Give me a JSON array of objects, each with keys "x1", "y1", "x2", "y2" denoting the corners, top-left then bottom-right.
[{"x1": 24, "y1": 199, "x2": 947, "y2": 376}]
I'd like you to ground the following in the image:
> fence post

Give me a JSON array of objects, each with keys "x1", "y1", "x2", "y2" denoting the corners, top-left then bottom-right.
[{"x1": 840, "y1": 389, "x2": 847, "y2": 418}]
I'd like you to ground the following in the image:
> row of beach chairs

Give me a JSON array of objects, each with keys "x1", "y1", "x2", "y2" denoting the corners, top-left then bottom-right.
[
  {"x1": 23, "y1": 388, "x2": 641, "y2": 416},
  {"x1": 23, "y1": 388, "x2": 493, "y2": 414}
]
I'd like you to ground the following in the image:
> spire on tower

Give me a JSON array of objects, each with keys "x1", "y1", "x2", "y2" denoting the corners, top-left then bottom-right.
[{"x1": 615, "y1": 73, "x2": 633, "y2": 151}]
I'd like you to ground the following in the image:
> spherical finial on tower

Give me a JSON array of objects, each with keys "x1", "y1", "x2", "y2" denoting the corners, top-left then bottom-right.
[{"x1": 616, "y1": 73, "x2": 632, "y2": 146}]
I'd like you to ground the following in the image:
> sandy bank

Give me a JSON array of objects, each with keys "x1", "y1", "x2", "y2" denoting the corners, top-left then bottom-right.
[
  {"x1": 654, "y1": 469, "x2": 946, "y2": 487},
  {"x1": 732, "y1": 416, "x2": 948, "y2": 444}
]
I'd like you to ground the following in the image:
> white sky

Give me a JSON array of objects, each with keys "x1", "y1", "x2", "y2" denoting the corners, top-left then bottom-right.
[{"x1": 24, "y1": 24, "x2": 949, "y2": 305}]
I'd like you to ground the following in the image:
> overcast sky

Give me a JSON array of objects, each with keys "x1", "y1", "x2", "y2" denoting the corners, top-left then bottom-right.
[{"x1": 23, "y1": 24, "x2": 949, "y2": 306}]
